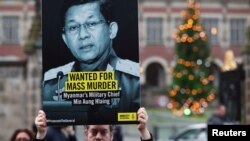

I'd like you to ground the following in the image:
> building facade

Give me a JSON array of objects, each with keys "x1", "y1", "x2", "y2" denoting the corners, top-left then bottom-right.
[
  {"x1": 139, "y1": 0, "x2": 250, "y2": 88},
  {"x1": 1, "y1": 1, "x2": 250, "y2": 140},
  {"x1": 139, "y1": 0, "x2": 250, "y2": 122},
  {"x1": 0, "y1": 0, "x2": 36, "y2": 140}
]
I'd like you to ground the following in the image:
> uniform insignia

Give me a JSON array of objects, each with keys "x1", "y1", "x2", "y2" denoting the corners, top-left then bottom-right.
[
  {"x1": 43, "y1": 61, "x2": 75, "y2": 81},
  {"x1": 115, "y1": 59, "x2": 140, "y2": 77}
]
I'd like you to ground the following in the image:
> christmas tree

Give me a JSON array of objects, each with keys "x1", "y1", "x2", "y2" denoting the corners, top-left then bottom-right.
[{"x1": 167, "y1": 0, "x2": 216, "y2": 116}]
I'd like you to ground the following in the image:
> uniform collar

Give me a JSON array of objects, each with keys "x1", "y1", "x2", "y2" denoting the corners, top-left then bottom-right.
[{"x1": 72, "y1": 48, "x2": 117, "y2": 71}]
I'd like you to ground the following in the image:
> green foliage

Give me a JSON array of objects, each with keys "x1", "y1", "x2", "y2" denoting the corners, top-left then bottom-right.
[{"x1": 167, "y1": 1, "x2": 216, "y2": 115}]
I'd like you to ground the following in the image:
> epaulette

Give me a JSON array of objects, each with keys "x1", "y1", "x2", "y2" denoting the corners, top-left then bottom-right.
[
  {"x1": 115, "y1": 59, "x2": 140, "y2": 77},
  {"x1": 43, "y1": 61, "x2": 75, "y2": 81}
]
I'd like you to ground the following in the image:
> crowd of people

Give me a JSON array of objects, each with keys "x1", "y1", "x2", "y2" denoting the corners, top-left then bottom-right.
[
  {"x1": 10, "y1": 104, "x2": 229, "y2": 141},
  {"x1": 9, "y1": 107, "x2": 153, "y2": 141}
]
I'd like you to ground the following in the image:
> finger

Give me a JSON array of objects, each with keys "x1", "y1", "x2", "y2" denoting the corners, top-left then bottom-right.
[
  {"x1": 138, "y1": 112, "x2": 148, "y2": 120},
  {"x1": 38, "y1": 110, "x2": 46, "y2": 117},
  {"x1": 137, "y1": 107, "x2": 146, "y2": 114},
  {"x1": 36, "y1": 120, "x2": 46, "y2": 128},
  {"x1": 38, "y1": 110, "x2": 46, "y2": 119},
  {"x1": 36, "y1": 119, "x2": 47, "y2": 128},
  {"x1": 138, "y1": 116, "x2": 147, "y2": 123},
  {"x1": 35, "y1": 114, "x2": 45, "y2": 123},
  {"x1": 138, "y1": 109, "x2": 147, "y2": 117},
  {"x1": 35, "y1": 112, "x2": 47, "y2": 126},
  {"x1": 36, "y1": 116, "x2": 46, "y2": 123}
]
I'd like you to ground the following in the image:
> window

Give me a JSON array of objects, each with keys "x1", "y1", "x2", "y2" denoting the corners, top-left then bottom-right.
[
  {"x1": 230, "y1": 19, "x2": 246, "y2": 45},
  {"x1": 146, "y1": 17, "x2": 163, "y2": 45},
  {"x1": 2, "y1": 16, "x2": 19, "y2": 44},
  {"x1": 202, "y1": 18, "x2": 219, "y2": 46}
]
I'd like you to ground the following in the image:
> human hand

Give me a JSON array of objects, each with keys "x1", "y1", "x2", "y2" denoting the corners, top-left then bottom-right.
[
  {"x1": 64, "y1": 126, "x2": 75, "y2": 136},
  {"x1": 137, "y1": 107, "x2": 151, "y2": 140},
  {"x1": 34, "y1": 110, "x2": 47, "y2": 139}
]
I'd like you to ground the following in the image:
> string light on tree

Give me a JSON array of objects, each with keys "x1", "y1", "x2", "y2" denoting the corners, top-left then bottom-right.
[{"x1": 167, "y1": 0, "x2": 216, "y2": 116}]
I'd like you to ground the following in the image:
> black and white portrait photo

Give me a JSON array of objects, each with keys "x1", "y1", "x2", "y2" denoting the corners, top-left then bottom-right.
[{"x1": 42, "y1": 0, "x2": 140, "y2": 125}]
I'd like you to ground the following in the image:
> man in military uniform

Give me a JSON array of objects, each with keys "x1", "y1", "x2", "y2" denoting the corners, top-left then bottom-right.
[{"x1": 42, "y1": 0, "x2": 140, "y2": 124}]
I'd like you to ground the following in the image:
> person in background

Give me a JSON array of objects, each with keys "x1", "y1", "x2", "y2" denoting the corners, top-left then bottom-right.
[
  {"x1": 34, "y1": 107, "x2": 153, "y2": 141},
  {"x1": 9, "y1": 128, "x2": 34, "y2": 141},
  {"x1": 207, "y1": 104, "x2": 227, "y2": 125}
]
